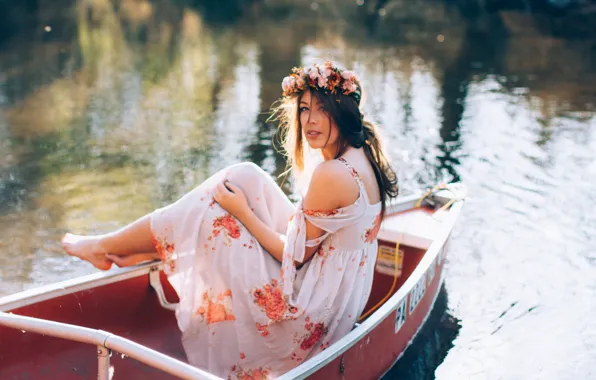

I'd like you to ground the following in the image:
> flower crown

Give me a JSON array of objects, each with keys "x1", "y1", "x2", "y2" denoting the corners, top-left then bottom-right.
[{"x1": 281, "y1": 61, "x2": 361, "y2": 104}]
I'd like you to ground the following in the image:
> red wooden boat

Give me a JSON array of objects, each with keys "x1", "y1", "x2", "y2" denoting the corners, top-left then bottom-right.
[{"x1": 0, "y1": 184, "x2": 466, "y2": 380}]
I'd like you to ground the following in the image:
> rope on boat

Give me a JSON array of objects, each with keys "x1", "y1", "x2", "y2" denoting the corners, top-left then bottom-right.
[
  {"x1": 357, "y1": 182, "x2": 460, "y2": 322},
  {"x1": 434, "y1": 198, "x2": 455, "y2": 214},
  {"x1": 415, "y1": 182, "x2": 458, "y2": 218},
  {"x1": 414, "y1": 183, "x2": 449, "y2": 209}
]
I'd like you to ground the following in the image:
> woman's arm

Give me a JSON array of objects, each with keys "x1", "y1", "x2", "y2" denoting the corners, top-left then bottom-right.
[
  {"x1": 299, "y1": 160, "x2": 359, "y2": 263},
  {"x1": 218, "y1": 161, "x2": 358, "y2": 264},
  {"x1": 214, "y1": 180, "x2": 290, "y2": 263},
  {"x1": 236, "y1": 210, "x2": 287, "y2": 262}
]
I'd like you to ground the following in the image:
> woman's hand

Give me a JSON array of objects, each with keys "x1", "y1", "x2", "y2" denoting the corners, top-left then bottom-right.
[
  {"x1": 213, "y1": 180, "x2": 250, "y2": 220},
  {"x1": 106, "y1": 252, "x2": 160, "y2": 267}
]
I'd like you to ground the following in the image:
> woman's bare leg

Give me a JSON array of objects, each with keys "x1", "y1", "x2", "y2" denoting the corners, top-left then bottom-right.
[
  {"x1": 62, "y1": 161, "x2": 295, "y2": 270},
  {"x1": 62, "y1": 214, "x2": 156, "y2": 270}
]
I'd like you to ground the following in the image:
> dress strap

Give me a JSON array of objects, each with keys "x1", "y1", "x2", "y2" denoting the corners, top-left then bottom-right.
[
  {"x1": 337, "y1": 156, "x2": 371, "y2": 206},
  {"x1": 337, "y1": 157, "x2": 364, "y2": 188}
]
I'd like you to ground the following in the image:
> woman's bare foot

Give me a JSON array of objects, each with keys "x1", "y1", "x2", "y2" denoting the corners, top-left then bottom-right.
[{"x1": 61, "y1": 233, "x2": 113, "y2": 271}]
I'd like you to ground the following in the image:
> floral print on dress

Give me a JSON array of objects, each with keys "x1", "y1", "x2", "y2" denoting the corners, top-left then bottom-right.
[
  {"x1": 359, "y1": 253, "x2": 368, "y2": 267},
  {"x1": 152, "y1": 233, "x2": 176, "y2": 272},
  {"x1": 212, "y1": 214, "x2": 242, "y2": 246},
  {"x1": 363, "y1": 212, "x2": 382, "y2": 243},
  {"x1": 229, "y1": 365, "x2": 271, "y2": 380},
  {"x1": 196, "y1": 289, "x2": 236, "y2": 325},
  {"x1": 241, "y1": 238, "x2": 256, "y2": 250},
  {"x1": 255, "y1": 322, "x2": 270, "y2": 337},
  {"x1": 252, "y1": 278, "x2": 298, "y2": 323},
  {"x1": 293, "y1": 317, "x2": 328, "y2": 351},
  {"x1": 149, "y1": 160, "x2": 382, "y2": 378},
  {"x1": 317, "y1": 245, "x2": 336, "y2": 266},
  {"x1": 303, "y1": 208, "x2": 342, "y2": 217},
  {"x1": 317, "y1": 245, "x2": 335, "y2": 258},
  {"x1": 338, "y1": 157, "x2": 361, "y2": 180},
  {"x1": 319, "y1": 341, "x2": 331, "y2": 351}
]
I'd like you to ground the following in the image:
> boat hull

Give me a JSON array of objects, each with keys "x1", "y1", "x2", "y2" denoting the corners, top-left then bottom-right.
[
  {"x1": 288, "y1": 239, "x2": 448, "y2": 380},
  {"x1": 0, "y1": 191, "x2": 463, "y2": 380},
  {"x1": 0, "y1": 271, "x2": 184, "y2": 379}
]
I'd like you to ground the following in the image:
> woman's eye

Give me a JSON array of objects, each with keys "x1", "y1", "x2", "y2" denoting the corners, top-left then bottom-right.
[{"x1": 299, "y1": 107, "x2": 309, "y2": 112}]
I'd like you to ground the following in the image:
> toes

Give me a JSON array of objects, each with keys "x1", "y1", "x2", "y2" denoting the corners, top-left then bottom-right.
[
  {"x1": 61, "y1": 234, "x2": 72, "y2": 251},
  {"x1": 61, "y1": 233, "x2": 111, "y2": 271},
  {"x1": 61, "y1": 234, "x2": 80, "y2": 256},
  {"x1": 61, "y1": 233, "x2": 76, "y2": 245}
]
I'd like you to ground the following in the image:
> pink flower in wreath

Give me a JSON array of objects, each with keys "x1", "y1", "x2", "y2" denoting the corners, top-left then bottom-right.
[
  {"x1": 282, "y1": 76, "x2": 295, "y2": 93},
  {"x1": 341, "y1": 70, "x2": 356, "y2": 81},
  {"x1": 317, "y1": 74, "x2": 327, "y2": 88},
  {"x1": 342, "y1": 81, "x2": 358, "y2": 94}
]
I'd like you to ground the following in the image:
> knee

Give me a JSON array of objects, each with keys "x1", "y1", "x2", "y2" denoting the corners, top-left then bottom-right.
[
  {"x1": 226, "y1": 162, "x2": 267, "y2": 187},
  {"x1": 233, "y1": 161, "x2": 262, "y2": 173}
]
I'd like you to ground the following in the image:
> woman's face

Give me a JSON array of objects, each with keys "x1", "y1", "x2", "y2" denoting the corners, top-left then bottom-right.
[{"x1": 299, "y1": 91, "x2": 341, "y2": 158}]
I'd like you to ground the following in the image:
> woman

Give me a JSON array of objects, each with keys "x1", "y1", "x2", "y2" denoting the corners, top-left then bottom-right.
[{"x1": 62, "y1": 61, "x2": 398, "y2": 379}]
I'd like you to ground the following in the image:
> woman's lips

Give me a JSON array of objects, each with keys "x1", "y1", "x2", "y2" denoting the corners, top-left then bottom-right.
[{"x1": 306, "y1": 131, "x2": 322, "y2": 139}]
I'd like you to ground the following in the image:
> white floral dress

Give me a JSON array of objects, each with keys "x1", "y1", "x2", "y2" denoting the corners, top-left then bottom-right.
[{"x1": 150, "y1": 157, "x2": 382, "y2": 379}]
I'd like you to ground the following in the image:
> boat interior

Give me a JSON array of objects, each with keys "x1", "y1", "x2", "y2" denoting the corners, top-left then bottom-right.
[{"x1": 0, "y1": 203, "x2": 448, "y2": 379}]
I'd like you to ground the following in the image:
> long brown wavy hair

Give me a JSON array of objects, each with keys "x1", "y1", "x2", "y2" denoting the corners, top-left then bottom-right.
[{"x1": 271, "y1": 84, "x2": 399, "y2": 221}]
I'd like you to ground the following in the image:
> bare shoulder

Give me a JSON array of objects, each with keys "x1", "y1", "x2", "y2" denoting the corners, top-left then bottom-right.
[
  {"x1": 304, "y1": 160, "x2": 360, "y2": 210},
  {"x1": 311, "y1": 160, "x2": 357, "y2": 189}
]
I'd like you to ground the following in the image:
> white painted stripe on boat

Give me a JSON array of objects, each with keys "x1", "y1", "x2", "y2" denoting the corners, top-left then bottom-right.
[{"x1": 0, "y1": 262, "x2": 161, "y2": 311}]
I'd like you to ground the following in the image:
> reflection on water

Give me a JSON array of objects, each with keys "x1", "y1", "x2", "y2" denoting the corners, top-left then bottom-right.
[{"x1": 0, "y1": 1, "x2": 595, "y2": 379}]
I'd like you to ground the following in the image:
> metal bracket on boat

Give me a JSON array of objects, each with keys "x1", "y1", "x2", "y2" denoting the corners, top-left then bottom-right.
[
  {"x1": 149, "y1": 266, "x2": 178, "y2": 311},
  {"x1": 97, "y1": 345, "x2": 112, "y2": 379}
]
